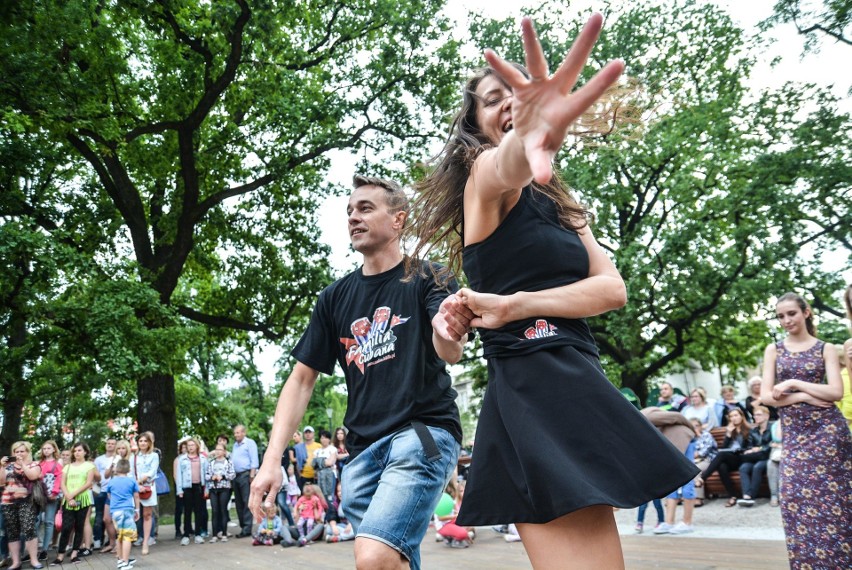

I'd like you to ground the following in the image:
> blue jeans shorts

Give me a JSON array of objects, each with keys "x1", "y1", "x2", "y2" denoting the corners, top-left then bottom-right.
[
  {"x1": 341, "y1": 425, "x2": 460, "y2": 570},
  {"x1": 667, "y1": 440, "x2": 697, "y2": 500}
]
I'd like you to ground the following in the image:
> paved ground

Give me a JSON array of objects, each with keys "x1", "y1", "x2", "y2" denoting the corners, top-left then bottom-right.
[{"x1": 39, "y1": 498, "x2": 786, "y2": 569}]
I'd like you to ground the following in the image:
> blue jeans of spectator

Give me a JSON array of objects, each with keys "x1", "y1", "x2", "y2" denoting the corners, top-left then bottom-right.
[
  {"x1": 38, "y1": 499, "x2": 60, "y2": 552},
  {"x1": 209, "y1": 488, "x2": 232, "y2": 537},
  {"x1": 93, "y1": 491, "x2": 107, "y2": 543},
  {"x1": 276, "y1": 490, "x2": 294, "y2": 526},
  {"x1": 740, "y1": 459, "x2": 768, "y2": 498},
  {"x1": 637, "y1": 498, "x2": 664, "y2": 524}
]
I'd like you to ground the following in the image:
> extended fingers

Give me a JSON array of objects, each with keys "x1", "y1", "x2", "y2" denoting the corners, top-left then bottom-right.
[
  {"x1": 552, "y1": 13, "x2": 605, "y2": 96},
  {"x1": 521, "y1": 18, "x2": 549, "y2": 81},
  {"x1": 484, "y1": 49, "x2": 529, "y2": 89}
]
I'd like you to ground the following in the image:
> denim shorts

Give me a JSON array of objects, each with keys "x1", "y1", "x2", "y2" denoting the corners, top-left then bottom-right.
[
  {"x1": 112, "y1": 509, "x2": 138, "y2": 542},
  {"x1": 666, "y1": 440, "x2": 697, "y2": 500},
  {"x1": 341, "y1": 425, "x2": 460, "y2": 570}
]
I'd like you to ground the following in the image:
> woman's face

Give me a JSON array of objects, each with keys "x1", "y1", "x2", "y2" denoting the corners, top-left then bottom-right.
[
  {"x1": 689, "y1": 391, "x2": 703, "y2": 405},
  {"x1": 776, "y1": 300, "x2": 808, "y2": 335},
  {"x1": 730, "y1": 410, "x2": 744, "y2": 426},
  {"x1": 41, "y1": 443, "x2": 56, "y2": 459},
  {"x1": 335, "y1": 429, "x2": 345, "y2": 443},
  {"x1": 474, "y1": 74, "x2": 513, "y2": 146},
  {"x1": 13, "y1": 446, "x2": 29, "y2": 462},
  {"x1": 60, "y1": 450, "x2": 71, "y2": 463},
  {"x1": 722, "y1": 389, "x2": 735, "y2": 402},
  {"x1": 187, "y1": 441, "x2": 197, "y2": 455},
  {"x1": 691, "y1": 420, "x2": 702, "y2": 435},
  {"x1": 214, "y1": 445, "x2": 225, "y2": 459},
  {"x1": 137, "y1": 437, "x2": 149, "y2": 452},
  {"x1": 117, "y1": 444, "x2": 128, "y2": 458},
  {"x1": 73, "y1": 446, "x2": 86, "y2": 461}
]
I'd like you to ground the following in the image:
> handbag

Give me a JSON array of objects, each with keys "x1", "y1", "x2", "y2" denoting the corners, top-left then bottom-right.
[
  {"x1": 134, "y1": 455, "x2": 153, "y2": 500},
  {"x1": 30, "y1": 477, "x2": 48, "y2": 510},
  {"x1": 154, "y1": 468, "x2": 170, "y2": 496}
]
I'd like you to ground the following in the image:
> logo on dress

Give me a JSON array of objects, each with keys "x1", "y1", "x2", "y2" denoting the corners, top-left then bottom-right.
[
  {"x1": 340, "y1": 306, "x2": 410, "y2": 373},
  {"x1": 522, "y1": 319, "x2": 557, "y2": 340}
]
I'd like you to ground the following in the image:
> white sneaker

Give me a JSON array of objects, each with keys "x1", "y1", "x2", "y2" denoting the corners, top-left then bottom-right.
[
  {"x1": 653, "y1": 523, "x2": 673, "y2": 534},
  {"x1": 148, "y1": 537, "x2": 156, "y2": 545},
  {"x1": 504, "y1": 533, "x2": 522, "y2": 543},
  {"x1": 208, "y1": 536, "x2": 218, "y2": 543},
  {"x1": 180, "y1": 536, "x2": 190, "y2": 546},
  {"x1": 94, "y1": 540, "x2": 102, "y2": 549},
  {"x1": 219, "y1": 536, "x2": 228, "y2": 543},
  {"x1": 669, "y1": 522, "x2": 694, "y2": 535},
  {"x1": 194, "y1": 535, "x2": 205, "y2": 544}
]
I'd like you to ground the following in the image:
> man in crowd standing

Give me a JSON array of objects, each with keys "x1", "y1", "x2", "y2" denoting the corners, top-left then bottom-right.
[
  {"x1": 249, "y1": 174, "x2": 469, "y2": 569},
  {"x1": 295, "y1": 426, "x2": 321, "y2": 487},
  {"x1": 93, "y1": 438, "x2": 117, "y2": 549},
  {"x1": 231, "y1": 425, "x2": 258, "y2": 538}
]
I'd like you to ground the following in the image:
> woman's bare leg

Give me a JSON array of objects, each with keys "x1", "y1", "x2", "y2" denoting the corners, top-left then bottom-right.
[{"x1": 516, "y1": 505, "x2": 624, "y2": 570}]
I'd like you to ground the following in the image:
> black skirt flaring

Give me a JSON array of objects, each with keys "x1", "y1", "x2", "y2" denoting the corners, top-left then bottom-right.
[{"x1": 456, "y1": 345, "x2": 700, "y2": 526}]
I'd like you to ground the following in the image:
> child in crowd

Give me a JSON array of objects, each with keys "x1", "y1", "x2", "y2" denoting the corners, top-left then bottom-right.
[
  {"x1": 293, "y1": 484, "x2": 322, "y2": 546},
  {"x1": 634, "y1": 499, "x2": 664, "y2": 534},
  {"x1": 285, "y1": 464, "x2": 300, "y2": 509},
  {"x1": 435, "y1": 481, "x2": 475, "y2": 548},
  {"x1": 324, "y1": 482, "x2": 354, "y2": 543},
  {"x1": 104, "y1": 459, "x2": 139, "y2": 570},
  {"x1": 252, "y1": 504, "x2": 282, "y2": 546}
]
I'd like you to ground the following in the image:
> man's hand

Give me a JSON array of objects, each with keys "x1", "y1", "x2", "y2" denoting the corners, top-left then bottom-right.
[
  {"x1": 249, "y1": 459, "x2": 283, "y2": 523},
  {"x1": 432, "y1": 294, "x2": 475, "y2": 341}
]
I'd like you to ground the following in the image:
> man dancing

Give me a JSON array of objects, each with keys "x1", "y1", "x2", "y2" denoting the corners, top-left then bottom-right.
[{"x1": 250, "y1": 174, "x2": 471, "y2": 569}]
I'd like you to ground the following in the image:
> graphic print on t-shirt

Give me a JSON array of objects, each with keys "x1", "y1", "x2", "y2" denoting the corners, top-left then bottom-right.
[
  {"x1": 340, "y1": 306, "x2": 410, "y2": 373},
  {"x1": 523, "y1": 319, "x2": 557, "y2": 339}
]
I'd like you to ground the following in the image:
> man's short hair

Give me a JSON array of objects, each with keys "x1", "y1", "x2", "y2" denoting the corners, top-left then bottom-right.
[{"x1": 353, "y1": 174, "x2": 409, "y2": 214}]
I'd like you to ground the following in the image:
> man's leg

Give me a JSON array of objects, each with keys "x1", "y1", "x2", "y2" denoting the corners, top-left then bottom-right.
[
  {"x1": 232, "y1": 472, "x2": 252, "y2": 536},
  {"x1": 93, "y1": 491, "x2": 107, "y2": 546},
  {"x1": 343, "y1": 426, "x2": 459, "y2": 570}
]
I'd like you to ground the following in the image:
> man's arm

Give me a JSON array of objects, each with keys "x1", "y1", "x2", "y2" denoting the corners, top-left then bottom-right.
[
  {"x1": 249, "y1": 439, "x2": 259, "y2": 478},
  {"x1": 249, "y1": 362, "x2": 319, "y2": 521}
]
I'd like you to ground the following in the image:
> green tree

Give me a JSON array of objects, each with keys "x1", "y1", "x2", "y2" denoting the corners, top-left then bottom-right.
[
  {"x1": 762, "y1": 0, "x2": 852, "y2": 49},
  {"x1": 1, "y1": 0, "x2": 461, "y2": 482},
  {"x1": 466, "y1": 1, "x2": 850, "y2": 402}
]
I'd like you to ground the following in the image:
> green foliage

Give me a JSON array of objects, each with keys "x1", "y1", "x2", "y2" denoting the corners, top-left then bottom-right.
[
  {"x1": 0, "y1": 0, "x2": 462, "y2": 453},
  {"x1": 762, "y1": 0, "x2": 852, "y2": 50}
]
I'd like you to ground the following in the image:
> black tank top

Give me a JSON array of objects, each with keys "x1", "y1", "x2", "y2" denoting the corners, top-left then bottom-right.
[{"x1": 463, "y1": 188, "x2": 599, "y2": 359}]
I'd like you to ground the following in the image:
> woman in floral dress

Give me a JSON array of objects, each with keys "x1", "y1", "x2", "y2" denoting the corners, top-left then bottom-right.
[{"x1": 760, "y1": 292, "x2": 852, "y2": 568}]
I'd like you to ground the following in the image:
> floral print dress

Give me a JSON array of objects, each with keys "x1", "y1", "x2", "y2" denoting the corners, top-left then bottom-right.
[{"x1": 775, "y1": 340, "x2": 852, "y2": 569}]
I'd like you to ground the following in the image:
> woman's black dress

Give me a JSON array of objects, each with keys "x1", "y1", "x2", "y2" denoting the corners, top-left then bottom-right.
[{"x1": 456, "y1": 188, "x2": 699, "y2": 525}]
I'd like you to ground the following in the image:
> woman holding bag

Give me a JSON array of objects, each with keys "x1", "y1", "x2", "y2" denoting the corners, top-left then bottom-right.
[
  {"x1": 134, "y1": 432, "x2": 159, "y2": 555},
  {"x1": 0, "y1": 441, "x2": 44, "y2": 570}
]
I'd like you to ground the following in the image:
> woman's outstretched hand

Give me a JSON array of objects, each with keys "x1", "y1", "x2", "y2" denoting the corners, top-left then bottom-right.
[{"x1": 484, "y1": 14, "x2": 624, "y2": 184}]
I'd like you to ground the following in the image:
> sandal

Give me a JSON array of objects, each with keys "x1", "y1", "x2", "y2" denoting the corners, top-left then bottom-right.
[
  {"x1": 725, "y1": 497, "x2": 738, "y2": 507},
  {"x1": 694, "y1": 499, "x2": 704, "y2": 508}
]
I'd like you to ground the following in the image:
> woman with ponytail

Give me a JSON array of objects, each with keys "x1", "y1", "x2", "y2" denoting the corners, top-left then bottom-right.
[{"x1": 759, "y1": 292, "x2": 851, "y2": 568}]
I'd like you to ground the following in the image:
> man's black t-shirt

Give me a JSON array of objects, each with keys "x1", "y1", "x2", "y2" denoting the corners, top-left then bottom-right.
[{"x1": 291, "y1": 260, "x2": 462, "y2": 459}]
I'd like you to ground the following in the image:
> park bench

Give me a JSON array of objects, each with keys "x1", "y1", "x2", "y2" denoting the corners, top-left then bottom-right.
[{"x1": 703, "y1": 428, "x2": 770, "y2": 498}]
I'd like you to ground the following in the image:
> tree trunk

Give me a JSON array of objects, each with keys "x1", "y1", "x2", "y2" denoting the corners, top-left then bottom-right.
[
  {"x1": 1, "y1": 291, "x2": 28, "y2": 454},
  {"x1": 0, "y1": 397, "x2": 25, "y2": 456},
  {"x1": 137, "y1": 372, "x2": 178, "y2": 515},
  {"x1": 622, "y1": 371, "x2": 650, "y2": 408}
]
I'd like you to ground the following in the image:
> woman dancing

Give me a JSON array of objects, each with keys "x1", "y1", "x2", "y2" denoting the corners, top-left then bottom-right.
[
  {"x1": 759, "y1": 293, "x2": 851, "y2": 568},
  {"x1": 411, "y1": 14, "x2": 698, "y2": 568}
]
